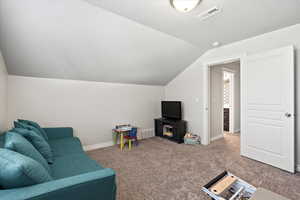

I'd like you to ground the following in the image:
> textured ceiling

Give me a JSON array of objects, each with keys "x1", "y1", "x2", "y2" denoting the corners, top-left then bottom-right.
[{"x1": 0, "y1": 0, "x2": 300, "y2": 85}]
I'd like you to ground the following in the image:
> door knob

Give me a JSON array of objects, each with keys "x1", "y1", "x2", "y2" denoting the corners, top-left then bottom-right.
[{"x1": 285, "y1": 113, "x2": 292, "y2": 118}]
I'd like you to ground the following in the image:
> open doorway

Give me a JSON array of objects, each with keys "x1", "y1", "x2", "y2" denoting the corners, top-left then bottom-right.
[{"x1": 209, "y1": 61, "x2": 240, "y2": 142}]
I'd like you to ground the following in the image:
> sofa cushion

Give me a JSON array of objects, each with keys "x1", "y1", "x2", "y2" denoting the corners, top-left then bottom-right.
[
  {"x1": 0, "y1": 148, "x2": 53, "y2": 189},
  {"x1": 18, "y1": 119, "x2": 49, "y2": 140},
  {"x1": 49, "y1": 137, "x2": 84, "y2": 157},
  {"x1": 12, "y1": 128, "x2": 54, "y2": 164},
  {"x1": 43, "y1": 127, "x2": 74, "y2": 140},
  {"x1": 50, "y1": 154, "x2": 103, "y2": 179},
  {"x1": 4, "y1": 132, "x2": 51, "y2": 173}
]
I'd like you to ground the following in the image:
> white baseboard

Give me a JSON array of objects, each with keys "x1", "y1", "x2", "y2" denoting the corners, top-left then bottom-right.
[
  {"x1": 234, "y1": 129, "x2": 240, "y2": 133},
  {"x1": 83, "y1": 141, "x2": 114, "y2": 151},
  {"x1": 296, "y1": 164, "x2": 300, "y2": 172},
  {"x1": 210, "y1": 134, "x2": 224, "y2": 142},
  {"x1": 83, "y1": 128, "x2": 155, "y2": 151},
  {"x1": 140, "y1": 128, "x2": 155, "y2": 139}
]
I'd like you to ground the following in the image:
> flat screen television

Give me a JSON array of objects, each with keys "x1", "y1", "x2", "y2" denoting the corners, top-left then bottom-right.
[{"x1": 161, "y1": 101, "x2": 182, "y2": 120}]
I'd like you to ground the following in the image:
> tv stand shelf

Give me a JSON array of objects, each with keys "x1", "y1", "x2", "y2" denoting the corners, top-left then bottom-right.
[{"x1": 154, "y1": 118, "x2": 187, "y2": 143}]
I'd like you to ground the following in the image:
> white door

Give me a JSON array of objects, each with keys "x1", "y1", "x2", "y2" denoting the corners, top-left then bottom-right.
[{"x1": 241, "y1": 46, "x2": 295, "y2": 173}]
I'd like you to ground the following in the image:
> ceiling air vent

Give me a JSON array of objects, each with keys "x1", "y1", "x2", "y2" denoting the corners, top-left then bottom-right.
[{"x1": 197, "y1": 6, "x2": 221, "y2": 20}]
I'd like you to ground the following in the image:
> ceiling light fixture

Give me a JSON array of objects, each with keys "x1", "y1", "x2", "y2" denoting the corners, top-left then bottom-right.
[
  {"x1": 170, "y1": 0, "x2": 201, "y2": 13},
  {"x1": 212, "y1": 41, "x2": 221, "y2": 47}
]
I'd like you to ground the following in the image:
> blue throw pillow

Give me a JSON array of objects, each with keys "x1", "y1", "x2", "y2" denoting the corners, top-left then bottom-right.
[
  {"x1": 0, "y1": 148, "x2": 52, "y2": 189},
  {"x1": 14, "y1": 121, "x2": 48, "y2": 141},
  {"x1": 18, "y1": 119, "x2": 49, "y2": 140},
  {"x1": 4, "y1": 132, "x2": 51, "y2": 173},
  {"x1": 12, "y1": 128, "x2": 54, "y2": 164}
]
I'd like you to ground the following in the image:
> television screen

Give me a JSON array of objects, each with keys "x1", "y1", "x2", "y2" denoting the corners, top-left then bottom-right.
[{"x1": 161, "y1": 101, "x2": 182, "y2": 120}]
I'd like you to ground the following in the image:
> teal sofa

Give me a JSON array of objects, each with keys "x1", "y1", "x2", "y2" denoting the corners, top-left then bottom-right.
[{"x1": 0, "y1": 127, "x2": 116, "y2": 200}]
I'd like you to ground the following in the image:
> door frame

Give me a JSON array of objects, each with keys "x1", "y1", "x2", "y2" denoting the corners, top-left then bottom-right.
[{"x1": 202, "y1": 54, "x2": 245, "y2": 145}]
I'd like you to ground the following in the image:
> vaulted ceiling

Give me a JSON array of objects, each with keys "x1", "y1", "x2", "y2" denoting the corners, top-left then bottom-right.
[{"x1": 0, "y1": 0, "x2": 300, "y2": 85}]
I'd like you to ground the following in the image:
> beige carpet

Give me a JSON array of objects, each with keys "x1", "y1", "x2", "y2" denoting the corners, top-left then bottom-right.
[{"x1": 87, "y1": 134, "x2": 300, "y2": 200}]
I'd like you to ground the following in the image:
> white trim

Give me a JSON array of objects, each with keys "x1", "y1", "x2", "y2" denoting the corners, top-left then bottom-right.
[
  {"x1": 82, "y1": 128, "x2": 155, "y2": 151},
  {"x1": 202, "y1": 66, "x2": 210, "y2": 145},
  {"x1": 83, "y1": 141, "x2": 114, "y2": 151},
  {"x1": 202, "y1": 53, "x2": 245, "y2": 146},
  {"x1": 202, "y1": 54, "x2": 244, "y2": 67},
  {"x1": 296, "y1": 165, "x2": 300, "y2": 172},
  {"x1": 229, "y1": 72, "x2": 235, "y2": 134},
  {"x1": 234, "y1": 129, "x2": 240, "y2": 133},
  {"x1": 222, "y1": 67, "x2": 236, "y2": 73},
  {"x1": 140, "y1": 128, "x2": 155, "y2": 139},
  {"x1": 210, "y1": 134, "x2": 224, "y2": 142}
]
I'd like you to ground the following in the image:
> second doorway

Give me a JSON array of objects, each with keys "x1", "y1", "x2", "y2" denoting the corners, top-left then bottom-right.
[{"x1": 210, "y1": 61, "x2": 240, "y2": 142}]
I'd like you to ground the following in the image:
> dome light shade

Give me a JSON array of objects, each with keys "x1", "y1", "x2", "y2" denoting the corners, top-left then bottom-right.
[{"x1": 170, "y1": 0, "x2": 201, "y2": 13}]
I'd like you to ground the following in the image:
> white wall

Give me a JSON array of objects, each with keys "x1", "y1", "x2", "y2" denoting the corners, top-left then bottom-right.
[
  {"x1": 165, "y1": 24, "x2": 300, "y2": 164},
  {"x1": 0, "y1": 51, "x2": 8, "y2": 133},
  {"x1": 164, "y1": 57, "x2": 204, "y2": 135},
  {"x1": 7, "y1": 76, "x2": 164, "y2": 146}
]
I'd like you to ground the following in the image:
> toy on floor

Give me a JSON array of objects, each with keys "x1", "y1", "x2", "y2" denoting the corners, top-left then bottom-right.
[{"x1": 184, "y1": 133, "x2": 200, "y2": 144}]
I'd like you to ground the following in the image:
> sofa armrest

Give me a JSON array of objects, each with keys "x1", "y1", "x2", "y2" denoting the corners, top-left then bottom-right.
[
  {"x1": 0, "y1": 168, "x2": 116, "y2": 200},
  {"x1": 43, "y1": 127, "x2": 74, "y2": 139}
]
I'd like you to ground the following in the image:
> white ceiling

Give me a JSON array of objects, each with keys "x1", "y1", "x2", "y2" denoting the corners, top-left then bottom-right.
[
  {"x1": 0, "y1": 0, "x2": 300, "y2": 85},
  {"x1": 87, "y1": 0, "x2": 300, "y2": 48}
]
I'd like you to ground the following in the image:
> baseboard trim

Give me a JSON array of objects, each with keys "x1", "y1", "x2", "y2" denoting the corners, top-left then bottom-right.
[
  {"x1": 296, "y1": 164, "x2": 300, "y2": 172},
  {"x1": 83, "y1": 128, "x2": 155, "y2": 151},
  {"x1": 83, "y1": 141, "x2": 114, "y2": 151},
  {"x1": 140, "y1": 128, "x2": 155, "y2": 139},
  {"x1": 210, "y1": 134, "x2": 224, "y2": 142},
  {"x1": 234, "y1": 129, "x2": 240, "y2": 133}
]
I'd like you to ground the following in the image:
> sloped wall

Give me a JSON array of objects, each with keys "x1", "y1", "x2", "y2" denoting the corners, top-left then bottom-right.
[{"x1": 0, "y1": 0, "x2": 201, "y2": 85}]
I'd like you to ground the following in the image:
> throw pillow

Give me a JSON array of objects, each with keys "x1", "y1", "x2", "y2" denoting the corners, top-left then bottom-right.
[
  {"x1": 14, "y1": 121, "x2": 48, "y2": 141},
  {"x1": 12, "y1": 128, "x2": 54, "y2": 164},
  {"x1": 0, "y1": 148, "x2": 52, "y2": 189},
  {"x1": 4, "y1": 131, "x2": 51, "y2": 173},
  {"x1": 18, "y1": 119, "x2": 48, "y2": 140}
]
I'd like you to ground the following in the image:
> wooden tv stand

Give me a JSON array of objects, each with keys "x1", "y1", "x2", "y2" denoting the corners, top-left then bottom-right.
[{"x1": 154, "y1": 118, "x2": 187, "y2": 143}]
